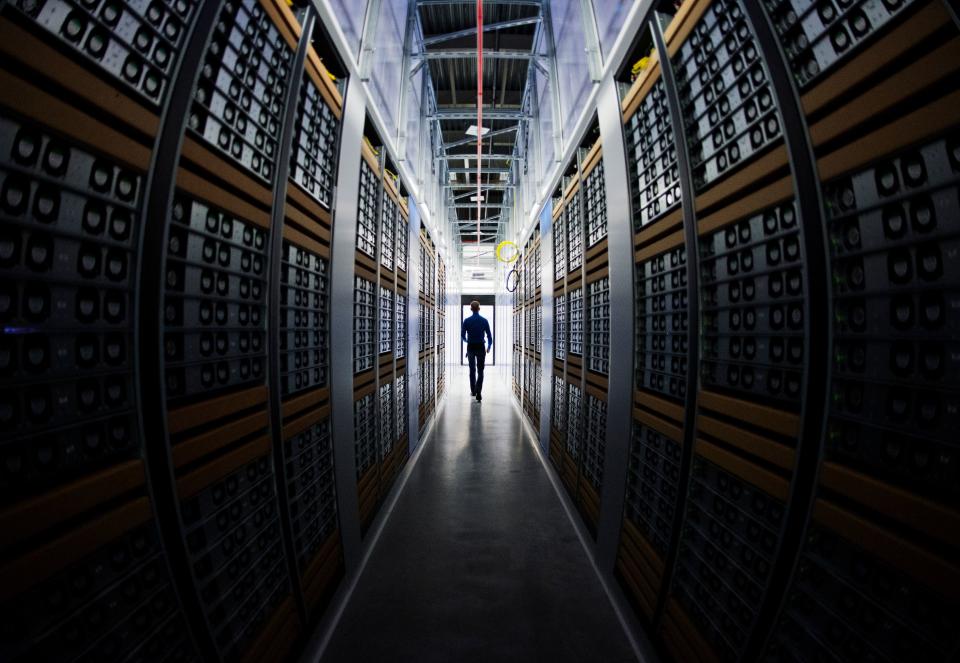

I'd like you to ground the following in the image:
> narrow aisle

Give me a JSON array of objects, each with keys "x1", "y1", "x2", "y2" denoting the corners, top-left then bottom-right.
[{"x1": 320, "y1": 364, "x2": 637, "y2": 663}]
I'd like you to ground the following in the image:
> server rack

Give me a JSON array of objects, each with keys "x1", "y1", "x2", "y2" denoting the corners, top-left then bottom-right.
[
  {"x1": 437, "y1": 257, "x2": 447, "y2": 400},
  {"x1": 0, "y1": 2, "x2": 349, "y2": 660},
  {"x1": 417, "y1": 226, "x2": 439, "y2": 433},
  {"x1": 608, "y1": 1, "x2": 960, "y2": 661},
  {"x1": 351, "y1": 139, "x2": 411, "y2": 535},
  {"x1": 544, "y1": 135, "x2": 611, "y2": 539},
  {"x1": 514, "y1": 227, "x2": 542, "y2": 432}
]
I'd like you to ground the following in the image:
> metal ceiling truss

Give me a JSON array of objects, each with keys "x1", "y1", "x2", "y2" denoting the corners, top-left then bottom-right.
[
  {"x1": 421, "y1": 16, "x2": 541, "y2": 46},
  {"x1": 416, "y1": 0, "x2": 541, "y2": 6},
  {"x1": 439, "y1": 153, "x2": 520, "y2": 161},
  {"x1": 442, "y1": 123, "x2": 519, "y2": 149},
  {"x1": 420, "y1": 49, "x2": 535, "y2": 60},
  {"x1": 445, "y1": 166, "x2": 511, "y2": 174},
  {"x1": 429, "y1": 108, "x2": 530, "y2": 120},
  {"x1": 412, "y1": 0, "x2": 547, "y2": 251}
]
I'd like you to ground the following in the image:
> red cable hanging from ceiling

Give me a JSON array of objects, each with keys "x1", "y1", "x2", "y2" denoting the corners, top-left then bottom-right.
[{"x1": 476, "y1": 0, "x2": 483, "y2": 263}]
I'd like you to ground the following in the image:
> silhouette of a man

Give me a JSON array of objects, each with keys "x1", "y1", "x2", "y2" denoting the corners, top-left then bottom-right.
[{"x1": 461, "y1": 300, "x2": 493, "y2": 402}]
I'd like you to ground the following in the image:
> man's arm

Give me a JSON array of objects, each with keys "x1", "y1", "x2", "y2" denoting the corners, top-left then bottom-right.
[
  {"x1": 484, "y1": 319, "x2": 493, "y2": 351},
  {"x1": 461, "y1": 318, "x2": 468, "y2": 343}
]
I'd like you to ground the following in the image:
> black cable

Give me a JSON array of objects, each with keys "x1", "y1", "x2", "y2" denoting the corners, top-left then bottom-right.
[{"x1": 505, "y1": 268, "x2": 519, "y2": 293}]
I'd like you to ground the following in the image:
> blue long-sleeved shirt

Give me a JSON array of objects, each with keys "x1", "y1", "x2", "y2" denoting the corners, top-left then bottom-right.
[{"x1": 461, "y1": 312, "x2": 493, "y2": 348}]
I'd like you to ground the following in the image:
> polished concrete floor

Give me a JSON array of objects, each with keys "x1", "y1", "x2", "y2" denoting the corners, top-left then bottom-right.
[{"x1": 321, "y1": 364, "x2": 637, "y2": 663}]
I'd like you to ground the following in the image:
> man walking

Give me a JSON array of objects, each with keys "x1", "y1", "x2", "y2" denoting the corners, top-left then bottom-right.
[{"x1": 461, "y1": 300, "x2": 493, "y2": 402}]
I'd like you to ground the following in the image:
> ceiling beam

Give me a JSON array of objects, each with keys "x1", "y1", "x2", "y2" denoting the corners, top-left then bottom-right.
[
  {"x1": 421, "y1": 16, "x2": 541, "y2": 46},
  {"x1": 444, "y1": 183, "x2": 514, "y2": 189},
  {"x1": 422, "y1": 49, "x2": 533, "y2": 60},
  {"x1": 431, "y1": 108, "x2": 529, "y2": 120},
  {"x1": 417, "y1": 0, "x2": 541, "y2": 6},
  {"x1": 446, "y1": 166, "x2": 511, "y2": 174},
  {"x1": 450, "y1": 186, "x2": 510, "y2": 201},
  {"x1": 442, "y1": 124, "x2": 520, "y2": 150},
  {"x1": 438, "y1": 153, "x2": 518, "y2": 161}
]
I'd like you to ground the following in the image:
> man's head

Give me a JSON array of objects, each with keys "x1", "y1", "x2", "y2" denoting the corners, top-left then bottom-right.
[{"x1": 470, "y1": 300, "x2": 480, "y2": 313}]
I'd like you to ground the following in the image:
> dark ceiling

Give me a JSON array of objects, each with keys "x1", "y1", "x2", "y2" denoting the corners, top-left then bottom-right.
[{"x1": 416, "y1": 1, "x2": 540, "y2": 245}]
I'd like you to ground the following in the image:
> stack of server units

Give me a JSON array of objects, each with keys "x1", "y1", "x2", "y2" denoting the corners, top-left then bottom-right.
[
  {"x1": 417, "y1": 227, "x2": 437, "y2": 432},
  {"x1": 547, "y1": 136, "x2": 610, "y2": 538},
  {"x1": 0, "y1": 0, "x2": 350, "y2": 660},
  {"x1": 612, "y1": 0, "x2": 960, "y2": 661},
  {"x1": 517, "y1": 227, "x2": 542, "y2": 430},
  {"x1": 437, "y1": 257, "x2": 446, "y2": 400},
  {"x1": 512, "y1": 255, "x2": 524, "y2": 399},
  {"x1": 352, "y1": 138, "x2": 410, "y2": 536}
]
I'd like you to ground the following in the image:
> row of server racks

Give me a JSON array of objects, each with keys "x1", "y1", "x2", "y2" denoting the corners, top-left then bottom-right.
[
  {"x1": 546, "y1": 136, "x2": 612, "y2": 538},
  {"x1": 512, "y1": 226, "x2": 542, "y2": 432},
  {"x1": 417, "y1": 226, "x2": 446, "y2": 432},
  {"x1": 351, "y1": 138, "x2": 411, "y2": 536},
  {"x1": 0, "y1": 1, "x2": 449, "y2": 661},
  {"x1": 521, "y1": 0, "x2": 960, "y2": 662}
]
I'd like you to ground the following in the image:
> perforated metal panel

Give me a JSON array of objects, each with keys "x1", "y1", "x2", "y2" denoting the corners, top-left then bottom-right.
[
  {"x1": 554, "y1": 205, "x2": 567, "y2": 280},
  {"x1": 534, "y1": 239, "x2": 542, "y2": 290},
  {"x1": 284, "y1": 417, "x2": 338, "y2": 570},
  {"x1": 1, "y1": 518, "x2": 199, "y2": 661},
  {"x1": 823, "y1": 133, "x2": 960, "y2": 502},
  {"x1": 10, "y1": 0, "x2": 199, "y2": 108},
  {"x1": 378, "y1": 286, "x2": 394, "y2": 355},
  {"x1": 699, "y1": 202, "x2": 804, "y2": 410},
  {"x1": 164, "y1": 202, "x2": 267, "y2": 399},
  {"x1": 417, "y1": 242, "x2": 425, "y2": 294},
  {"x1": 583, "y1": 394, "x2": 606, "y2": 492},
  {"x1": 565, "y1": 382, "x2": 583, "y2": 460},
  {"x1": 188, "y1": 0, "x2": 292, "y2": 182},
  {"x1": 525, "y1": 306, "x2": 535, "y2": 352},
  {"x1": 397, "y1": 218, "x2": 407, "y2": 272},
  {"x1": 623, "y1": 421, "x2": 681, "y2": 559},
  {"x1": 290, "y1": 77, "x2": 339, "y2": 207},
  {"x1": 569, "y1": 287, "x2": 584, "y2": 356},
  {"x1": 512, "y1": 348, "x2": 522, "y2": 393},
  {"x1": 551, "y1": 376, "x2": 567, "y2": 433},
  {"x1": 533, "y1": 358, "x2": 542, "y2": 418},
  {"x1": 635, "y1": 245, "x2": 688, "y2": 401},
  {"x1": 163, "y1": 196, "x2": 268, "y2": 401},
  {"x1": 380, "y1": 194, "x2": 396, "y2": 271},
  {"x1": 395, "y1": 293, "x2": 407, "y2": 359},
  {"x1": 554, "y1": 293, "x2": 567, "y2": 360},
  {"x1": 764, "y1": 523, "x2": 960, "y2": 662},
  {"x1": 670, "y1": 454, "x2": 784, "y2": 660},
  {"x1": 395, "y1": 374, "x2": 407, "y2": 442},
  {"x1": 352, "y1": 276, "x2": 375, "y2": 374},
  {"x1": 0, "y1": 115, "x2": 142, "y2": 498},
  {"x1": 418, "y1": 301, "x2": 426, "y2": 354},
  {"x1": 584, "y1": 161, "x2": 608, "y2": 247},
  {"x1": 672, "y1": 0, "x2": 781, "y2": 191},
  {"x1": 513, "y1": 303, "x2": 522, "y2": 350},
  {"x1": 625, "y1": 78, "x2": 680, "y2": 229},
  {"x1": 536, "y1": 305, "x2": 543, "y2": 353},
  {"x1": 353, "y1": 392, "x2": 376, "y2": 478},
  {"x1": 180, "y1": 455, "x2": 291, "y2": 660},
  {"x1": 762, "y1": 0, "x2": 922, "y2": 90},
  {"x1": 566, "y1": 191, "x2": 583, "y2": 272},
  {"x1": 425, "y1": 305, "x2": 435, "y2": 350},
  {"x1": 587, "y1": 276, "x2": 610, "y2": 374},
  {"x1": 280, "y1": 242, "x2": 329, "y2": 397},
  {"x1": 377, "y1": 381, "x2": 394, "y2": 459},
  {"x1": 356, "y1": 160, "x2": 378, "y2": 258}
]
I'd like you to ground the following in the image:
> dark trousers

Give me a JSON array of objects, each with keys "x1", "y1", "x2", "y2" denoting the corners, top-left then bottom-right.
[{"x1": 466, "y1": 343, "x2": 486, "y2": 395}]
